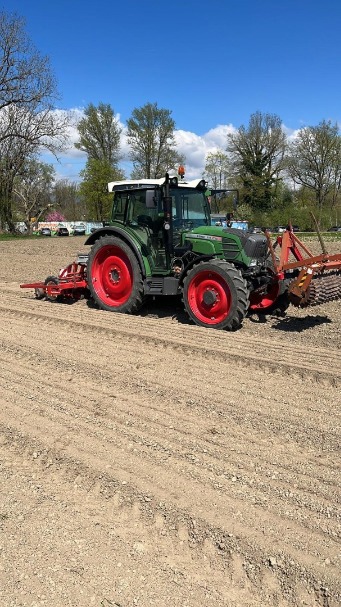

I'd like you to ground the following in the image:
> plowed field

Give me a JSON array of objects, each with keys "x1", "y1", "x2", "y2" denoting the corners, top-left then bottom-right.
[{"x1": 0, "y1": 236, "x2": 340, "y2": 607}]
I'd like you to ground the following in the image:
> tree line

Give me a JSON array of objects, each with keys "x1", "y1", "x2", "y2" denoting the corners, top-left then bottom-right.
[{"x1": 0, "y1": 11, "x2": 340, "y2": 233}]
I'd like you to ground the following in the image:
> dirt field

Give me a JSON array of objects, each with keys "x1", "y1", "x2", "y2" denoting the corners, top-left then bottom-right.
[{"x1": 0, "y1": 235, "x2": 340, "y2": 607}]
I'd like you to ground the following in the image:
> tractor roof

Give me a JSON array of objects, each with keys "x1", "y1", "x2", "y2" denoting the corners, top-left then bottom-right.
[{"x1": 108, "y1": 176, "x2": 206, "y2": 192}]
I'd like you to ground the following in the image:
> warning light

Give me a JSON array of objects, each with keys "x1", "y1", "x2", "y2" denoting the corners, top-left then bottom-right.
[{"x1": 178, "y1": 165, "x2": 185, "y2": 179}]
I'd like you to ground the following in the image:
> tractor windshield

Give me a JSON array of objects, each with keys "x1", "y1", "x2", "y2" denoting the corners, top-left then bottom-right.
[
  {"x1": 111, "y1": 185, "x2": 210, "y2": 230},
  {"x1": 170, "y1": 188, "x2": 209, "y2": 228}
]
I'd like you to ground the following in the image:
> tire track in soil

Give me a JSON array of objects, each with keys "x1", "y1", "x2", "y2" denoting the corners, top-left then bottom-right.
[
  {"x1": 0, "y1": 289, "x2": 340, "y2": 384},
  {"x1": 0, "y1": 286, "x2": 340, "y2": 606}
]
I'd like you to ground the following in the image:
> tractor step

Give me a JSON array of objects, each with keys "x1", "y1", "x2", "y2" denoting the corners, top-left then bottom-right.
[{"x1": 76, "y1": 253, "x2": 89, "y2": 265}]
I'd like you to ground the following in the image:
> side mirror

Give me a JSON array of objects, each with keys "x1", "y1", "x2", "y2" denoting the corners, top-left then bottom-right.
[{"x1": 146, "y1": 189, "x2": 158, "y2": 208}]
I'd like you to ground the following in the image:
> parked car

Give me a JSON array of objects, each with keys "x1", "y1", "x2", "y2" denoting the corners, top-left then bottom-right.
[
  {"x1": 272, "y1": 226, "x2": 287, "y2": 233},
  {"x1": 248, "y1": 226, "x2": 263, "y2": 234},
  {"x1": 72, "y1": 224, "x2": 86, "y2": 236},
  {"x1": 56, "y1": 227, "x2": 69, "y2": 237},
  {"x1": 39, "y1": 227, "x2": 52, "y2": 237},
  {"x1": 327, "y1": 226, "x2": 341, "y2": 232}
]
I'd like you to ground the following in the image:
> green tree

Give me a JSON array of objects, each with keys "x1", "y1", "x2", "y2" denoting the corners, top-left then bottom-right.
[
  {"x1": 76, "y1": 102, "x2": 123, "y2": 222},
  {"x1": 227, "y1": 111, "x2": 287, "y2": 211},
  {"x1": 75, "y1": 102, "x2": 122, "y2": 166},
  {"x1": 127, "y1": 102, "x2": 183, "y2": 178},
  {"x1": 79, "y1": 159, "x2": 124, "y2": 222},
  {"x1": 288, "y1": 120, "x2": 341, "y2": 212}
]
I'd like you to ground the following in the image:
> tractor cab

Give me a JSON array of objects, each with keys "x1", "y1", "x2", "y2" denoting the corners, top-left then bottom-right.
[{"x1": 108, "y1": 174, "x2": 211, "y2": 270}]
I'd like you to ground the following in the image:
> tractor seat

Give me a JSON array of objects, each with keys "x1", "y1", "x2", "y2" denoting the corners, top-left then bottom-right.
[{"x1": 137, "y1": 215, "x2": 153, "y2": 230}]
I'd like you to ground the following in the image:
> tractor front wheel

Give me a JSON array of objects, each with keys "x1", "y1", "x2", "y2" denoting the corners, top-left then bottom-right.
[
  {"x1": 87, "y1": 235, "x2": 144, "y2": 313},
  {"x1": 183, "y1": 260, "x2": 249, "y2": 331}
]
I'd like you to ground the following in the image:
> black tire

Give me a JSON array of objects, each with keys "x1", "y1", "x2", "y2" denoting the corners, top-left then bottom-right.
[
  {"x1": 263, "y1": 283, "x2": 290, "y2": 317},
  {"x1": 183, "y1": 259, "x2": 249, "y2": 331},
  {"x1": 44, "y1": 276, "x2": 60, "y2": 302},
  {"x1": 87, "y1": 235, "x2": 144, "y2": 313}
]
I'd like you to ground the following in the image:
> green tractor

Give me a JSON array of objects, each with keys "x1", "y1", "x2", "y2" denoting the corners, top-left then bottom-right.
[
  {"x1": 21, "y1": 171, "x2": 341, "y2": 327},
  {"x1": 84, "y1": 172, "x2": 279, "y2": 331}
]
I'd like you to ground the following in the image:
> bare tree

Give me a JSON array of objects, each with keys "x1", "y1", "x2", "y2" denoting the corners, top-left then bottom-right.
[
  {"x1": 13, "y1": 159, "x2": 55, "y2": 231},
  {"x1": 0, "y1": 11, "x2": 57, "y2": 113},
  {"x1": 204, "y1": 151, "x2": 230, "y2": 190},
  {"x1": 0, "y1": 11, "x2": 70, "y2": 231},
  {"x1": 53, "y1": 179, "x2": 84, "y2": 222}
]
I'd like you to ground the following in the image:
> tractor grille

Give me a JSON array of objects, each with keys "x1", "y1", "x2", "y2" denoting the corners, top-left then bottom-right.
[
  {"x1": 244, "y1": 235, "x2": 268, "y2": 260},
  {"x1": 222, "y1": 233, "x2": 268, "y2": 263},
  {"x1": 222, "y1": 238, "x2": 241, "y2": 261}
]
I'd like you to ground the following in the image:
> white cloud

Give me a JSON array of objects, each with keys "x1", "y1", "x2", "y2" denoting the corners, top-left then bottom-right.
[
  {"x1": 175, "y1": 124, "x2": 236, "y2": 179},
  {"x1": 43, "y1": 109, "x2": 303, "y2": 183},
  {"x1": 42, "y1": 107, "x2": 236, "y2": 181}
]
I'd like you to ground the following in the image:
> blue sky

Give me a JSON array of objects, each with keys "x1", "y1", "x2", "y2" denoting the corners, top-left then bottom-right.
[{"x1": 2, "y1": 0, "x2": 341, "y2": 181}]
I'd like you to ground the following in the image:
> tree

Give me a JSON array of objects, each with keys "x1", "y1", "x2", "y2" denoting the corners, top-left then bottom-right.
[
  {"x1": 76, "y1": 103, "x2": 123, "y2": 222},
  {"x1": 127, "y1": 102, "x2": 183, "y2": 178},
  {"x1": 52, "y1": 179, "x2": 84, "y2": 222},
  {"x1": 13, "y1": 158, "x2": 55, "y2": 231},
  {"x1": 288, "y1": 120, "x2": 341, "y2": 211},
  {"x1": 75, "y1": 102, "x2": 122, "y2": 166},
  {"x1": 0, "y1": 11, "x2": 70, "y2": 231},
  {"x1": 227, "y1": 111, "x2": 287, "y2": 210},
  {"x1": 46, "y1": 210, "x2": 66, "y2": 222},
  {"x1": 0, "y1": 11, "x2": 56, "y2": 113},
  {"x1": 204, "y1": 151, "x2": 230, "y2": 189},
  {"x1": 204, "y1": 151, "x2": 231, "y2": 212},
  {"x1": 79, "y1": 159, "x2": 124, "y2": 222}
]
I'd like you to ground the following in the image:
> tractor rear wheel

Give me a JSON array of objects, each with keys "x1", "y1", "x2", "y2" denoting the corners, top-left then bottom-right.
[
  {"x1": 87, "y1": 235, "x2": 144, "y2": 313},
  {"x1": 183, "y1": 260, "x2": 249, "y2": 330}
]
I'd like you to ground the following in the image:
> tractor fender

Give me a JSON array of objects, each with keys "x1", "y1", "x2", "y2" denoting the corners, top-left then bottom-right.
[
  {"x1": 178, "y1": 254, "x2": 215, "y2": 286},
  {"x1": 84, "y1": 227, "x2": 147, "y2": 277}
]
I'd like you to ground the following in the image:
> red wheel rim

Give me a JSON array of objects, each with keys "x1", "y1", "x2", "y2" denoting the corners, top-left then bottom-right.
[
  {"x1": 187, "y1": 270, "x2": 232, "y2": 325},
  {"x1": 91, "y1": 244, "x2": 133, "y2": 306},
  {"x1": 249, "y1": 281, "x2": 280, "y2": 311}
]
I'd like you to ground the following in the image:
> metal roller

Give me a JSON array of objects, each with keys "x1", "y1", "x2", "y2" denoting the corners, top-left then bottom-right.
[{"x1": 289, "y1": 271, "x2": 341, "y2": 308}]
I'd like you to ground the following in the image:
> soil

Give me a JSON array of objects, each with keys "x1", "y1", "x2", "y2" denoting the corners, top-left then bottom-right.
[{"x1": 0, "y1": 235, "x2": 340, "y2": 607}]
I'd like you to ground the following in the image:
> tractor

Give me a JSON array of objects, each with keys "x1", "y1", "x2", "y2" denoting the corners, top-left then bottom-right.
[{"x1": 21, "y1": 170, "x2": 341, "y2": 331}]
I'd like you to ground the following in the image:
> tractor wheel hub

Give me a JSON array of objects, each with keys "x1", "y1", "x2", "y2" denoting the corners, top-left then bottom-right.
[
  {"x1": 203, "y1": 289, "x2": 217, "y2": 305},
  {"x1": 110, "y1": 268, "x2": 120, "y2": 283}
]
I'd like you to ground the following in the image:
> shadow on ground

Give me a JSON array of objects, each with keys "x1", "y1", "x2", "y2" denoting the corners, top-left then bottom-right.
[{"x1": 271, "y1": 314, "x2": 332, "y2": 332}]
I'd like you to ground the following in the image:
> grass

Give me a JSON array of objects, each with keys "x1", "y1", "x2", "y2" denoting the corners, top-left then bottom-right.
[{"x1": 0, "y1": 232, "x2": 37, "y2": 241}]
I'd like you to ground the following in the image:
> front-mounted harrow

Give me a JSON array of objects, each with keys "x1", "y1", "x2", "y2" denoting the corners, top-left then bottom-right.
[{"x1": 266, "y1": 226, "x2": 341, "y2": 308}]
